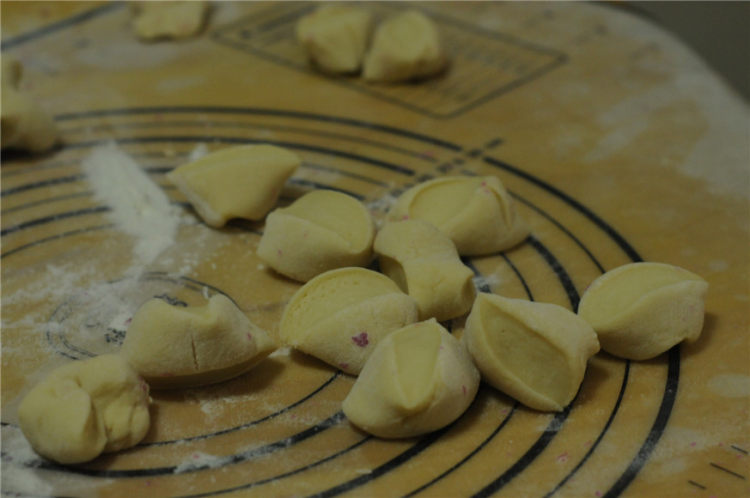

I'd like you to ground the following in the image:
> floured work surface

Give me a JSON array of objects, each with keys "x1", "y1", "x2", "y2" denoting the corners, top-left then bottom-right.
[{"x1": 1, "y1": 2, "x2": 748, "y2": 497}]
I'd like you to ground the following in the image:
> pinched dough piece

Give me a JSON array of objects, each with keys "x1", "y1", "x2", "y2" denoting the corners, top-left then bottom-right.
[
  {"x1": 1, "y1": 58, "x2": 58, "y2": 152},
  {"x1": 374, "y1": 219, "x2": 475, "y2": 321},
  {"x1": 258, "y1": 190, "x2": 375, "y2": 282},
  {"x1": 363, "y1": 10, "x2": 447, "y2": 83},
  {"x1": 132, "y1": 1, "x2": 209, "y2": 40},
  {"x1": 343, "y1": 319, "x2": 479, "y2": 438},
  {"x1": 464, "y1": 294, "x2": 600, "y2": 412},
  {"x1": 122, "y1": 294, "x2": 276, "y2": 389},
  {"x1": 577, "y1": 262, "x2": 708, "y2": 360},
  {"x1": 297, "y1": 5, "x2": 374, "y2": 73},
  {"x1": 18, "y1": 355, "x2": 150, "y2": 464},
  {"x1": 388, "y1": 176, "x2": 529, "y2": 255},
  {"x1": 280, "y1": 267, "x2": 418, "y2": 375},
  {"x1": 167, "y1": 144, "x2": 300, "y2": 227}
]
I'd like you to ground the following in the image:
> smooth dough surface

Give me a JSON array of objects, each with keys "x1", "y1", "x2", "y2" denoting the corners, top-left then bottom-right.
[
  {"x1": 1, "y1": 58, "x2": 58, "y2": 152},
  {"x1": 18, "y1": 355, "x2": 150, "y2": 464},
  {"x1": 578, "y1": 262, "x2": 708, "y2": 360},
  {"x1": 388, "y1": 176, "x2": 529, "y2": 255},
  {"x1": 258, "y1": 190, "x2": 375, "y2": 282},
  {"x1": 296, "y1": 5, "x2": 373, "y2": 73},
  {"x1": 122, "y1": 294, "x2": 276, "y2": 389},
  {"x1": 132, "y1": 1, "x2": 209, "y2": 40},
  {"x1": 167, "y1": 144, "x2": 300, "y2": 227},
  {"x1": 343, "y1": 319, "x2": 479, "y2": 438},
  {"x1": 464, "y1": 293, "x2": 600, "y2": 412},
  {"x1": 363, "y1": 10, "x2": 446, "y2": 82},
  {"x1": 374, "y1": 219, "x2": 475, "y2": 321},
  {"x1": 280, "y1": 267, "x2": 418, "y2": 375}
]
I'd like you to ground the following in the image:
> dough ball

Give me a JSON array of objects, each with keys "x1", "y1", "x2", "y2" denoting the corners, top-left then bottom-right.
[
  {"x1": 577, "y1": 262, "x2": 708, "y2": 360},
  {"x1": 463, "y1": 293, "x2": 600, "y2": 412},
  {"x1": 131, "y1": 1, "x2": 209, "y2": 40},
  {"x1": 121, "y1": 294, "x2": 276, "y2": 389},
  {"x1": 343, "y1": 319, "x2": 479, "y2": 438},
  {"x1": 18, "y1": 355, "x2": 150, "y2": 464},
  {"x1": 362, "y1": 10, "x2": 447, "y2": 83},
  {"x1": 388, "y1": 176, "x2": 529, "y2": 255},
  {"x1": 1, "y1": 58, "x2": 58, "y2": 152},
  {"x1": 280, "y1": 267, "x2": 418, "y2": 375},
  {"x1": 258, "y1": 190, "x2": 375, "y2": 282},
  {"x1": 297, "y1": 4, "x2": 374, "y2": 73},
  {"x1": 167, "y1": 144, "x2": 300, "y2": 227},
  {"x1": 374, "y1": 219, "x2": 475, "y2": 321}
]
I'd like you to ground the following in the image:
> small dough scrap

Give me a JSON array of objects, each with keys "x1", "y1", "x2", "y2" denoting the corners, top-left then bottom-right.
[
  {"x1": 122, "y1": 294, "x2": 276, "y2": 389},
  {"x1": 280, "y1": 267, "x2": 418, "y2": 375},
  {"x1": 463, "y1": 293, "x2": 599, "y2": 412},
  {"x1": 388, "y1": 176, "x2": 529, "y2": 255},
  {"x1": 374, "y1": 219, "x2": 475, "y2": 321},
  {"x1": 258, "y1": 190, "x2": 375, "y2": 282},
  {"x1": 1, "y1": 58, "x2": 58, "y2": 152},
  {"x1": 343, "y1": 319, "x2": 479, "y2": 438},
  {"x1": 577, "y1": 262, "x2": 708, "y2": 360},
  {"x1": 297, "y1": 4, "x2": 374, "y2": 73},
  {"x1": 363, "y1": 10, "x2": 447, "y2": 83},
  {"x1": 132, "y1": 1, "x2": 209, "y2": 40},
  {"x1": 167, "y1": 144, "x2": 300, "y2": 227},
  {"x1": 18, "y1": 355, "x2": 150, "y2": 464}
]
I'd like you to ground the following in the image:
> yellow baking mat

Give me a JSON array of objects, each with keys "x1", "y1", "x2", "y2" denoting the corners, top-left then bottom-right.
[{"x1": 2, "y1": 2, "x2": 748, "y2": 497}]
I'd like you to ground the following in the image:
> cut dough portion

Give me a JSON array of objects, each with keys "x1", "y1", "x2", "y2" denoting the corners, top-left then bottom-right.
[
  {"x1": 280, "y1": 267, "x2": 418, "y2": 375},
  {"x1": 343, "y1": 319, "x2": 479, "y2": 438},
  {"x1": 578, "y1": 262, "x2": 708, "y2": 360},
  {"x1": 132, "y1": 1, "x2": 209, "y2": 40},
  {"x1": 258, "y1": 190, "x2": 375, "y2": 282},
  {"x1": 363, "y1": 10, "x2": 447, "y2": 82},
  {"x1": 388, "y1": 176, "x2": 529, "y2": 255},
  {"x1": 167, "y1": 144, "x2": 300, "y2": 227},
  {"x1": 297, "y1": 5, "x2": 374, "y2": 73},
  {"x1": 18, "y1": 355, "x2": 150, "y2": 464},
  {"x1": 463, "y1": 294, "x2": 599, "y2": 412},
  {"x1": 121, "y1": 294, "x2": 276, "y2": 389},
  {"x1": 374, "y1": 219, "x2": 475, "y2": 321},
  {"x1": 1, "y1": 58, "x2": 58, "y2": 152}
]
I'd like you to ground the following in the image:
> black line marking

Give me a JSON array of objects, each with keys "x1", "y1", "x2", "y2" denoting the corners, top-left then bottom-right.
[
  {"x1": 709, "y1": 462, "x2": 746, "y2": 480},
  {"x1": 602, "y1": 347, "x2": 680, "y2": 496},
  {"x1": 302, "y1": 162, "x2": 390, "y2": 187},
  {"x1": 53, "y1": 107, "x2": 462, "y2": 151},
  {"x1": 25, "y1": 412, "x2": 346, "y2": 478},
  {"x1": 1, "y1": 206, "x2": 110, "y2": 237},
  {"x1": 484, "y1": 156, "x2": 642, "y2": 262},
  {"x1": 59, "y1": 137, "x2": 415, "y2": 176},
  {"x1": 288, "y1": 179, "x2": 364, "y2": 200},
  {"x1": 687, "y1": 480, "x2": 706, "y2": 490},
  {"x1": 527, "y1": 235, "x2": 579, "y2": 310},
  {"x1": 512, "y1": 192, "x2": 605, "y2": 273},
  {"x1": 403, "y1": 404, "x2": 519, "y2": 497},
  {"x1": 2, "y1": 191, "x2": 94, "y2": 214},
  {"x1": 500, "y1": 252, "x2": 534, "y2": 300},
  {"x1": 1, "y1": 174, "x2": 86, "y2": 197},
  {"x1": 1, "y1": 2, "x2": 124, "y2": 51},
  {"x1": 731, "y1": 445, "x2": 748, "y2": 455}
]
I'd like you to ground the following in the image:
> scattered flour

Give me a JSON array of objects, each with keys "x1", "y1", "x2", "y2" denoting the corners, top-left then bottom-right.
[
  {"x1": 173, "y1": 452, "x2": 229, "y2": 474},
  {"x1": 188, "y1": 142, "x2": 209, "y2": 162}
]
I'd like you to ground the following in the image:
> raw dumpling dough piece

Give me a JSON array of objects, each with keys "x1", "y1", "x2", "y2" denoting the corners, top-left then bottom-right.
[
  {"x1": 132, "y1": 1, "x2": 209, "y2": 40},
  {"x1": 258, "y1": 190, "x2": 375, "y2": 282},
  {"x1": 122, "y1": 294, "x2": 276, "y2": 389},
  {"x1": 343, "y1": 319, "x2": 479, "y2": 438},
  {"x1": 297, "y1": 4, "x2": 374, "y2": 73},
  {"x1": 167, "y1": 144, "x2": 300, "y2": 227},
  {"x1": 374, "y1": 219, "x2": 475, "y2": 321},
  {"x1": 577, "y1": 262, "x2": 708, "y2": 360},
  {"x1": 463, "y1": 293, "x2": 600, "y2": 412},
  {"x1": 363, "y1": 10, "x2": 447, "y2": 82},
  {"x1": 1, "y1": 58, "x2": 58, "y2": 152},
  {"x1": 388, "y1": 176, "x2": 529, "y2": 255},
  {"x1": 18, "y1": 355, "x2": 150, "y2": 464},
  {"x1": 280, "y1": 267, "x2": 418, "y2": 375}
]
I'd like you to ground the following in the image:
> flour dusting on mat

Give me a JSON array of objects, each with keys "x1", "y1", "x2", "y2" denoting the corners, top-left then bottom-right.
[{"x1": 82, "y1": 142, "x2": 181, "y2": 263}]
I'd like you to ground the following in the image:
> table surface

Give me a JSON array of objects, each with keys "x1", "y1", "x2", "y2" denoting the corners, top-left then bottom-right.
[{"x1": 2, "y1": 2, "x2": 748, "y2": 497}]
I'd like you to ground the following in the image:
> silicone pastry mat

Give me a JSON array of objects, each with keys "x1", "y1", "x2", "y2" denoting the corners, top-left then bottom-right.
[{"x1": 1, "y1": 2, "x2": 748, "y2": 497}]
